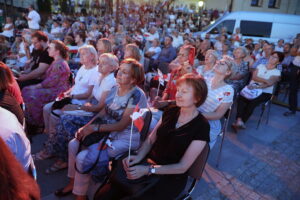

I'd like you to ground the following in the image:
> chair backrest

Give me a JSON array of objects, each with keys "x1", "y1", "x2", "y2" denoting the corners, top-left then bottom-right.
[
  {"x1": 139, "y1": 109, "x2": 152, "y2": 142},
  {"x1": 221, "y1": 106, "x2": 232, "y2": 132},
  {"x1": 187, "y1": 143, "x2": 210, "y2": 180},
  {"x1": 223, "y1": 106, "x2": 232, "y2": 120}
]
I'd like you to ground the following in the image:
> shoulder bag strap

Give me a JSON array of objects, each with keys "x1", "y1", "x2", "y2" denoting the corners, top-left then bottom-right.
[{"x1": 75, "y1": 134, "x2": 109, "y2": 174}]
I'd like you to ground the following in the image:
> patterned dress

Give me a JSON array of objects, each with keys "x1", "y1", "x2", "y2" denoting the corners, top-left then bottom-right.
[
  {"x1": 22, "y1": 59, "x2": 71, "y2": 126},
  {"x1": 225, "y1": 61, "x2": 249, "y2": 93}
]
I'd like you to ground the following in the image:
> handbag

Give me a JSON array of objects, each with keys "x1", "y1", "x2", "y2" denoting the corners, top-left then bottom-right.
[
  {"x1": 81, "y1": 118, "x2": 109, "y2": 147},
  {"x1": 109, "y1": 153, "x2": 160, "y2": 199},
  {"x1": 75, "y1": 118, "x2": 110, "y2": 176},
  {"x1": 75, "y1": 133, "x2": 110, "y2": 183},
  {"x1": 240, "y1": 83, "x2": 263, "y2": 100},
  {"x1": 52, "y1": 97, "x2": 72, "y2": 110}
]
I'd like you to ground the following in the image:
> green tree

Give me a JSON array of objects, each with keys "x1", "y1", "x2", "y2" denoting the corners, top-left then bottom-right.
[
  {"x1": 37, "y1": 0, "x2": 52, "y2": 14},
  {"x1": 59, "y1": 0, "x2": 68, "y2": 14}
]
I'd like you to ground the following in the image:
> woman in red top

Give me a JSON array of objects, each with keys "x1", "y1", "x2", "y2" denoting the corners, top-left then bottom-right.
[{"x1": 153, "y1": 45, "x2": 198, "y2": 108}]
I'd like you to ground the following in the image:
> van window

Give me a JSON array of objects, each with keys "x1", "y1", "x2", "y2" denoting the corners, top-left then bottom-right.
[
  {"x1": 240, "y1": 20, "x2": 272, "y2": 37},
  {"x1": 209, "y1": 20, "x2": 235, "y2": 35}
]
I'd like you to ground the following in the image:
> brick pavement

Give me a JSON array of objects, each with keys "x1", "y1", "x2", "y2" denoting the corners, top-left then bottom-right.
[{"x1": 193, "y1": 119, "x2": 300, "y2": 200}]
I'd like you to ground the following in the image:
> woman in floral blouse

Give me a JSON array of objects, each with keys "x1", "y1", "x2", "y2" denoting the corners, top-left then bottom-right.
[{"x1": 22, "y1": 40, "x2": 71, "y2": 129}]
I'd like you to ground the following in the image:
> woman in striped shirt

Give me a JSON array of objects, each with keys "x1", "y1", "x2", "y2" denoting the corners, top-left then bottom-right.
[{"x1": 198, "y1": 56, "x2": 234, "y2": 149}]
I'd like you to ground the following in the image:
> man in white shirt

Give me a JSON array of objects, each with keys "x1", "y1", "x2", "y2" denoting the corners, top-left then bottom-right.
[
  {"x1": 144, "y1": 27, "x2": 159, "y2": 43},
  {"x1": 0, "y1": 17, "x2": 14, "y2": 38},
  {"x1": 50, "y1": 20, "x2": 62, "y2": 40},
  {"x1": 0, "y1": 107, "x2": 32, "y2": 171},
  {"x1": 23, "y1": 5, "x2": 40, "y2": 30},
  {"x1": 145, "y1": 38, "x2": 162, "y2": 60},
  {"x1": 171, "y1": 30, "x2": 183, "y2": 49},
  {"x1": 144, "y1": 27, "x2": 160, "y2": 51},
  {"x1": 275, "y1": 39, "x2": 284, "y2": 52}
]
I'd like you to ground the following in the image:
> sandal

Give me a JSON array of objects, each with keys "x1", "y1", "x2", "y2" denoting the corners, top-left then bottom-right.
[
  {"x1": 237, "y1": 121, "x2": 246, "y2": 129},
  {"x1": 45, "y1": 161, "x2": 68, "y2": 174},
  {"x1": 32, "y1": 151, "x2": 52, "y2": 161}
]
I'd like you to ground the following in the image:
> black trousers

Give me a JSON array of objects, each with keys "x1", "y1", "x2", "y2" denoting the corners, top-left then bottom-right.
[
  {"x1": 288, "y1": 65, "x2": 300, "y2": 112},
  {"x1": 236, "y1": 93, "x2": 272, "y2": 123}
]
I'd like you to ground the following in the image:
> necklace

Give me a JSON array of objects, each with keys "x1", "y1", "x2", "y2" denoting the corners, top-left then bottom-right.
[{"x1": 176, "y1": 110, "x2": 198, "y2": 128}]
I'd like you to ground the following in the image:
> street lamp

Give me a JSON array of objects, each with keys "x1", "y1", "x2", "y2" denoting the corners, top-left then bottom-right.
[
  {"x1": 198, "y1": 1, "x2": 204, "y2": 8},
  {"x1": 198, "y1": 1, "x2": 204, "y2": 14},
  {"x1": 198, "y1": 1, "x2": 204, "y2": 31}
]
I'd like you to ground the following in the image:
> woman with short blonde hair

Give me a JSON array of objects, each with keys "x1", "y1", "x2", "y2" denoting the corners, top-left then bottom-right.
[{"x1": 78, "y1": 45, "x2": 98, "y2": 65}]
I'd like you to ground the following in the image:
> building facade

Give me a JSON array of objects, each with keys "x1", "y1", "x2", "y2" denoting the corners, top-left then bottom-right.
[
  {"x1": 1, "y1": 0, "x2": 299, "y2": 15},
  {"x1": 173, "y1": 0, "x2": 300, "y2": 15},
  {"x1": 0, "y1": 0, "x2": 35, "y2": 8}
]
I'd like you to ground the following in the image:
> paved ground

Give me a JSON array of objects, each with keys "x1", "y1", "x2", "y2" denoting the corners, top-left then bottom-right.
[{"x1": 32, "y1": 102, "x2": 300, "y2": 200}]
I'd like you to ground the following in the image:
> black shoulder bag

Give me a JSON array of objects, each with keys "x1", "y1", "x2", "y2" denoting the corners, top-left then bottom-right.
[
  {"x1": 75, "y1": 118, "x2": 110, "y2": 174},
  {"x1": 108, "y1": 153, "x2": 160, "y2": 199}
]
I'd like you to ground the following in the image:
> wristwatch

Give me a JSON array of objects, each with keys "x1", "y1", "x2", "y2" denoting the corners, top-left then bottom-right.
[{"x1": 149, "y1": 165, "x2": 156, "y2": 175}]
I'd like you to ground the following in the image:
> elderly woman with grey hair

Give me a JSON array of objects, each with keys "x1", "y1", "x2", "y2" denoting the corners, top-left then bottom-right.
[
  {"x1": 196, "y1": 49, "x2": 218, "y2": 80},
  {"x1": 225, "y1": 46, "x2": 250, "y2": 92},
  {"x1": 42, "y1": 45, "x2": 99, "y2": 137},
  {"x1": 34, "y1": 53, "x2": 118, "y2": 169}
]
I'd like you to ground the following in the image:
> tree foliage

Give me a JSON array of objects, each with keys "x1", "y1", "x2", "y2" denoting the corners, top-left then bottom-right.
[{"x1": 37, "y1": 0, "x2": 52, "y2": 14}]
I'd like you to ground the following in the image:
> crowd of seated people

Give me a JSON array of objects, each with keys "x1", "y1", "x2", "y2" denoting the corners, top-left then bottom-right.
[{"x1": 1, "y1": 1, "x2": 300, "y2": 199}]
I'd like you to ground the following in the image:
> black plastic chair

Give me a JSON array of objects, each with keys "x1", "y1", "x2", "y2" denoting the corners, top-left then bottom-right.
[
  {"x1": 256, "y1": 95, "x2": 274, "y2": 129},
  {"x1": 177, "y1": 143, "x2": 210, "y2": 200},
  {"x1": 256, "y1": 83, "x2": 277, "y2": 129},
  {"x1": 216, "y1": 106, "x2": 232, "y2": 168}
]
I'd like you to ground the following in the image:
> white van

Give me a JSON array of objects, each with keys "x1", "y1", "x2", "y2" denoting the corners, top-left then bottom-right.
[{"x1": 195, "y1": 11, "x2": 300, "y2": 43}]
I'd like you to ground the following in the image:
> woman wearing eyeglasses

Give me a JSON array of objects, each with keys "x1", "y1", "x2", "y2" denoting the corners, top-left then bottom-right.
[
  {"x1": 198, "y1": 55, "x2": 235, "y2": 149},
  {"x1": 232, "y1": 51, "x2": 284, "y2": 130}
]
